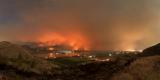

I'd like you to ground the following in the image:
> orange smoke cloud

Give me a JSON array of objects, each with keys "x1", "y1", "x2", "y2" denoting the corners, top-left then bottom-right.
[{"x1": 37, "y1": 32, "x2": 90, "y2": 50}]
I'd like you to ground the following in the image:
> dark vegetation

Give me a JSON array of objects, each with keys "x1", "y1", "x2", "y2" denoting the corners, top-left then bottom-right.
[
  {"x1": 48, "y1": 57, "x2": 91, "y2": 67},
  {"x1": 0, "y1": 41, "x2": 159, "y2": 80},
  {"x1": 140, "y1": 43, "x2": 160, "y2": 57}
]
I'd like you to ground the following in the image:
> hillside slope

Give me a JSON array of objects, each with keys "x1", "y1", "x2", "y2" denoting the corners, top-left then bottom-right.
[
  {"x1": 0, "y1": 41, "x2": 59, "y2": 80},
  {"x1": 112, "y1": 56, "x2": 160, "y2": 80}
]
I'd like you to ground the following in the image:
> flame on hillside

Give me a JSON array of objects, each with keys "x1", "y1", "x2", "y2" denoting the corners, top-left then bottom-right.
[{"x1": 37, "y1": 32, "x2": 90, "y2": 50}]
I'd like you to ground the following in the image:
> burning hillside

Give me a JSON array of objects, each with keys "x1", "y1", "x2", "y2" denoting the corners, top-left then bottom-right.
[{"x1": 37, "y1": 32, "x2": 90, "y2": 50}]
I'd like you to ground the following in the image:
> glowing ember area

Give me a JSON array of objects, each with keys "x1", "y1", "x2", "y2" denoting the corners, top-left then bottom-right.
[
  {"x1": 125, "y1": 48, "x2": 143, "y2": 52},
  {"x1": 48, "y1": 53, "x2": 56, "y2": 59},
  {"x1": 46, "y1": 52, "x2": 80, "y2": 59},
  {"x1": 125, "y1": 49, "x2": 136, "y2": 52},
  {"x1": 48, "y1": 47, "x2": 54, "y2": 51},
  {"x1": 38, "y1": 32, "x2": 90, "y2": 50}
]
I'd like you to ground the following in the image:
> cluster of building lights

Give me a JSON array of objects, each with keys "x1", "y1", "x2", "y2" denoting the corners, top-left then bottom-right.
[
  {"x1": 46, "y1": 47, "x2": 81, "y2": 59},
  {"x1": 45, "y1": 47, "x2": 141, "y2": 62}
]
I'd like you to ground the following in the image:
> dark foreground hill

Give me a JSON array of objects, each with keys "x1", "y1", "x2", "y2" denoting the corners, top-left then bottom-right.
[
  {"x1": 111, "y1": 56, "x2": 160, "y2": 80},
  {"x1": 141, "y1": 43, "x2": 160, "y2": 56},
  {"x1": 51, "y1": 54, "x2": 136, "y2": 80},
  {"x1": 0, "y1": 41, "x2": 59, "y2": 80},
  {"x1": 0, "y1": 41, "x2": 159, "y2": 80}
]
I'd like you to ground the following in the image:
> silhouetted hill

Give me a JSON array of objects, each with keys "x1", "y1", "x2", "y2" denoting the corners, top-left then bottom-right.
[
  {"x1": 0, "y1": 41, "x2": 59, "y2": 79},
  {"x1": 0, "y1": 41, "x2": 159, "y2": 80},
  {"x1": 0, "y1": 41, "x2": 33, "y2": 59},
  {"x1": 111, "y1": 44, "x2": 160, "y2": 80},
  {"x1": 141, "y1": 43, "x2": 160, "y2": 56},
  {"x1": 112, "y1": 56, "x2": 160, "y2": 80}
]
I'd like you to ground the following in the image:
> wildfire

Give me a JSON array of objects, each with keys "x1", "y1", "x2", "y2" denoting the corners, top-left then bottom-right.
[
  {"x1": 125, "y1": 48, "x2": 143, "y2": 52},
  {"x1": 126, "y1": 49, "x2": 136, "y2": 52},
  {"x1": 48, "y1": 47, "x2": 54, "y2": 51},
  {"x1": 46, "y1": 52, "x2": 80, "y2": 59},
  {"x1": 37, "y1": 32, "x2": 90, "y2": 50}
]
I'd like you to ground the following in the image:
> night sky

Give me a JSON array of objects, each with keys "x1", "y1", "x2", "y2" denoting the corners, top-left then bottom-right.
[{"x1": 0, "y1": 0, "x2": 160, "y2": 50}]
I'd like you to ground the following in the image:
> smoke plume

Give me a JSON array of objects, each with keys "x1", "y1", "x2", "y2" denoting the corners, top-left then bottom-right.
[{"x1": 0, "y1": 0, "x2": 160, "y2": 50}]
